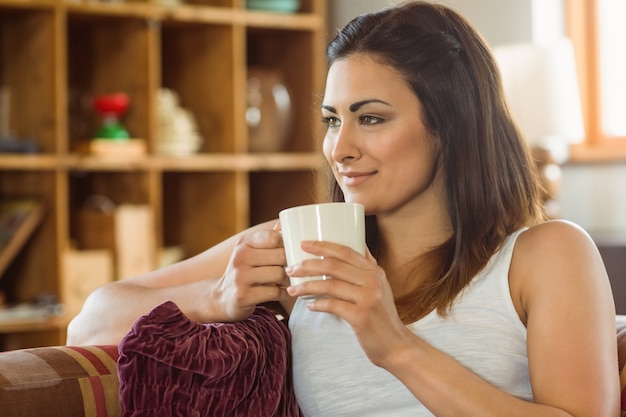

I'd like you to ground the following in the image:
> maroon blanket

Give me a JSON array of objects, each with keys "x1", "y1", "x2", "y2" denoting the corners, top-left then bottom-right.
[{"x1": 118, "y1": 301, "x2": 301, "y2": 417}]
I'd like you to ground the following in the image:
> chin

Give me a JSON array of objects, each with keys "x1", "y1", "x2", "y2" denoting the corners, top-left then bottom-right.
[{"x1": 342, "y1": 196, "x2": 372, "y2": 213}]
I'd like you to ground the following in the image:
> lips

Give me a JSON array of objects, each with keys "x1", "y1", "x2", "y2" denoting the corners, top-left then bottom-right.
[{"x1": 338, "y1": 171, "x2": 375, "y2": 186}]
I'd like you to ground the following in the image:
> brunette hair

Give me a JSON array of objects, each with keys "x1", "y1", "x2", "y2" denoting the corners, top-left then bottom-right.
[{"x1": 325, "y1": 1, "x2": 546, "y2": 323}]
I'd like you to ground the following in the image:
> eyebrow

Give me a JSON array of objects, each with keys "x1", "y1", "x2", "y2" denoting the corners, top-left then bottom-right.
[{"x1": 321, "y1": 99, "x2": 391, "y2": 114}]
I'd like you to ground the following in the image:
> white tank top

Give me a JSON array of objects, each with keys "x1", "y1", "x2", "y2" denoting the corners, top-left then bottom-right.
[{"x1": 289, "y1": 229, "x2": 533, "y2": 416}]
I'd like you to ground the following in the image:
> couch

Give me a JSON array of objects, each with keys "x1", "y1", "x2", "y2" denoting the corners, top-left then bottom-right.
[{"x1": 1, "y1": 316, "x2": 625, "y2": 417}]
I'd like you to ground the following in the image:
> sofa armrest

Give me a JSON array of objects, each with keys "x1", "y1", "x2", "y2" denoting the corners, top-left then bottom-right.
[{"x1": 0, "y1": 345, "x2": 120, "y2": 417}]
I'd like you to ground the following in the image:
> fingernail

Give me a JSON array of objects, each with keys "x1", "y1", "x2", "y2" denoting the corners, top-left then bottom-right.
[
  {"x1": 287, "y1": 286, "x2": 296, "y2": 295},
  {"x1": 285, "y1": 265, "x2": 294, "y2": 274}
]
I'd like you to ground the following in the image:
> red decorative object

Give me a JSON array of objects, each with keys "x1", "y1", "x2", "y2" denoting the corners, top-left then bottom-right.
[{"x1": 93, "y1": 93, "x2": 129, "y2": 117}]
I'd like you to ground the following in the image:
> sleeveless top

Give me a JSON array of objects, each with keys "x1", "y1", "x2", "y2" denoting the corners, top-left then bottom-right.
[{"x1": 289, "y1": 229, "x2": 533, "y2": 417}]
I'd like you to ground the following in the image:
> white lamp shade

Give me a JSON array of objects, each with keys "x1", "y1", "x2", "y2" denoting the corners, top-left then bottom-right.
[{"x1": 493, "y1": 38, "x2": 584, "y2": 149}]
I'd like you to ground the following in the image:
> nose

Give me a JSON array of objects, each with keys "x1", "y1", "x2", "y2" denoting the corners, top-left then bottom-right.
[{"x1": 328, "y1": 125, "x2": 361, "y2": 163}]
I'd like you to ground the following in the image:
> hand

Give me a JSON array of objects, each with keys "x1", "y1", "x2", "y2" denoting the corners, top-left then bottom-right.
[
  {"x1": 286, "y1": 240, "x2": 412, "y2": 368},
  {"x1": 212, "y1": 224, "x2": 290, "y2": 322}
]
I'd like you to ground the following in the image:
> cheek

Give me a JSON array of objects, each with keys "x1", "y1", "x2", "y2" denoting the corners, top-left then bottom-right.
[{"x1": 386, "y1": 132, "x2": 439, "y2": 176}]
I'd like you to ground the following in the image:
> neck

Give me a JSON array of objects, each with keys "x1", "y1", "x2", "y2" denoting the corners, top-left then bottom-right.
[{"x1": 374, "y1": 210, "x2": 452, "y2": 297}]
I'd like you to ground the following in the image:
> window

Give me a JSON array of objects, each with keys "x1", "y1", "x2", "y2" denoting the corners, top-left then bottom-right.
[
  {"x1": 597, "y1": 0, "x2": 626, "y2": 137},
  {"x1": 565, "y1": 0, "x2": 626, "y2": 160}
]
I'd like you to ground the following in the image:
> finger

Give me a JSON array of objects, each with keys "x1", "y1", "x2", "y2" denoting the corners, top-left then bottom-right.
[
  {"x1": 240, "y1": 229, "x2": 283, "y2": 249},
  {"x1": 231, "y1": 245, "x2": 287, "y2": 271},
  {"x1": 305, "y1": 294, "x2": 358, "y2": 320},
  {"x1": 233, "y1": 232, "x2": 286, "y2": 268},
  {"x1": 287, "y1": 256, "x2": 362, "y2": 284},
  {"x1": 287, "y1": 276, "x2": 362, "y2": 303},
  {"x1": 252, "y1": 265, "x2": 290, "y2": 286},
  {"x1": 250, "y1": 247, "x2": 287, "y2": 268},
  {"x1": 240, "y1": 281, "x2": 290, "y2": 307},
  {"x1": 300, "y1": 240, "x2": 370, "y2": 268}
]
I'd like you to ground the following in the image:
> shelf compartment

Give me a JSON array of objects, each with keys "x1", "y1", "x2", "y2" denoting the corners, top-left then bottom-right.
[
  {"x1": 249, "y1": 170, "x2": 319, "y2": 225},
  {"x1": 246, "y1": 27, "x2": 319, "y2": 153},
  {"x1": 68, "y1": 170, "x2": 155, "y2": 279},
  {"x1": 160, "y1": 21, "x2": 236, "y2": 154},
  {"x1": 66, "y1": 14, "x2": 153, "y2": 152},
  {"x1": 161, "y1": 171, "x2": 241, "y2": 258},
  {"x1": 0, "y1": 7, "x2": 58, "y2": 154},
  {"x1": 68, "y1": 170, "x2": 152, "y2": 213},
  {"x1": 0, "y1": 171, "x2": 59, "y2": 307}
]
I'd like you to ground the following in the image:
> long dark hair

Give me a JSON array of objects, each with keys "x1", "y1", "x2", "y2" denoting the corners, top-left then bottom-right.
[{"x1": 325, "y1": 1, "x2": 546, "y2": 323}]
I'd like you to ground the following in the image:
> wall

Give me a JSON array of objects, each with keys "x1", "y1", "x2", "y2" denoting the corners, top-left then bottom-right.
[
  {"x1": 327, "y1": 0, "x2": 533, "y2": 46},
  {"x1": 560, "y1": 164, "x2": 626, "y2": 235}
]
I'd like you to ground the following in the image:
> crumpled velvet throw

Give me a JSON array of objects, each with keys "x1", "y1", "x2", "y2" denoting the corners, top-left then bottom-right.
[{"x1": 117, "y1": 301, "x2": 301, "y2": 417}]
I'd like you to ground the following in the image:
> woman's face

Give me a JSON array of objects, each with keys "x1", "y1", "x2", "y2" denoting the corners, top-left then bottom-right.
[{"x1": 322, "y1": 54, "x2": 445, "y2": 218}]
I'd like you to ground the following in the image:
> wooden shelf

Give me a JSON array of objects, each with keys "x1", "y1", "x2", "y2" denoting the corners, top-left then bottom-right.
[
  {"x1": 0, "y1": 0, "x2": 54, "y2": 10},
  {"x1": 243, "y1": 9, "x2": 324, "y2": 29},
  {"x1": 64, "y1": 1, "x2": 159, "y2": 18},
  {"x1": 0, "y1": 315, "x2": 67, "y2": 334},
  {"x1": 153, "y1": 152, "x2": 324, "y2": 171},
  {"x1": 0, "y1": 0, "x2": 327, "y2": 350},
  {"x1": 0, "y1": 155, "x2": 60, "y2": 170},
  {"x1": 162, "y1": 4, "x2": 237, "y2": 23}
]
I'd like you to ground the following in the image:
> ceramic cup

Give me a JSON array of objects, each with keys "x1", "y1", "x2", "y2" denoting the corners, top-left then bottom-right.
[{"x1": 279, "y1": 202, "x2": 365, "y2": 292}]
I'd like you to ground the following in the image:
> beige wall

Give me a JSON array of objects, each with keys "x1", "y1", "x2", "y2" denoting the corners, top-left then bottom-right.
[{"x1": 327, "y1": 0, "x2": 533, "y2": 46}]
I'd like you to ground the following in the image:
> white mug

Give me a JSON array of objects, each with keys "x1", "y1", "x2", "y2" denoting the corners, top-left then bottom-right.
[{"x1": 279, "y1": 202, "x2": 365, "y2": 290}]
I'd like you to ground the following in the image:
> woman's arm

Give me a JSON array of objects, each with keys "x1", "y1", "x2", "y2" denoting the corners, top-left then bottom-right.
[
  {"x1": 67, "y1": 220, "x2": 291, "y2": 346},
  {"x1": 385, "y1": 220, "x2": 620, "y2": 417}
]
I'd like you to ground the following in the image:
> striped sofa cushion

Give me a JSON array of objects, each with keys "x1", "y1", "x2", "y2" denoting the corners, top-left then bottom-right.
[{"x1": 0, "y1": 345, "x2": 120, "y2": 417}]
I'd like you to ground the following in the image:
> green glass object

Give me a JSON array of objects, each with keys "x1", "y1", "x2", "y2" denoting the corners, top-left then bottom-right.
[{"x1": 95, "y1": 117, "x2": 130, "y2": 140}]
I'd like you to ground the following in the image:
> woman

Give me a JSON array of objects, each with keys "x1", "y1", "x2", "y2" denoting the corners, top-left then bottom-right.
[{"x1": 68, "y1": 2, "x2": 620, "y2": 416}]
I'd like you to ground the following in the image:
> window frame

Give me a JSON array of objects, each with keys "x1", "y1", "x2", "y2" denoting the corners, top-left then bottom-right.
[{"x1": 564, "y1": 0, "x2": 626, "y2": 161}]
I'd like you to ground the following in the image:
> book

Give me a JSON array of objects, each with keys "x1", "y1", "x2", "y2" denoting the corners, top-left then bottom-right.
[{"x1": 0, "y1": 199, "x2": 44, "y2": 279}]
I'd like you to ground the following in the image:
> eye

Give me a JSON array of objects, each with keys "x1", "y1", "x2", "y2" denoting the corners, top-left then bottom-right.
[
  {"x1": 360, "y1": 115, "x2": 383, "y2": 125},
  {"x1": 321, "y1": 116, "x2": 341, "y2": 128}
]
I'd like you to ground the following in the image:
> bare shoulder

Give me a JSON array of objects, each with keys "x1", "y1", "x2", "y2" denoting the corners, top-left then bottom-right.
[
  {"x1": 518, "y1": 218, "x2": 595, "y2": 248},
  {"x1": 514, "y1": 219, "x2": 601, "y2": 269},
  {"x1": 514, "y1": 218, "x2": 605, "y2": 275},
  {"x1": 510, "y1": 220, "x2": 612, "y2": 323}
]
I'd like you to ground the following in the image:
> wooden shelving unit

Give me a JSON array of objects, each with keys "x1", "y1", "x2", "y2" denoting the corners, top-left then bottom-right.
[{"x1": 0, "y1": 0, "x2": 327, "y2": 350}]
